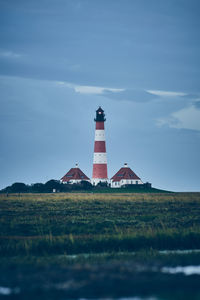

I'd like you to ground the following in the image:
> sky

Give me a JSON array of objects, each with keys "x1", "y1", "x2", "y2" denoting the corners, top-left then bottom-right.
[{"x1": 0, "y1": 0, "x2": 200, "y2": 191}]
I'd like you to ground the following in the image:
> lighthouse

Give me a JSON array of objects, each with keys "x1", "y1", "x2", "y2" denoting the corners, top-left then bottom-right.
[{"x1": 91, "y1": 107, "x2": 108, "y2": 185}]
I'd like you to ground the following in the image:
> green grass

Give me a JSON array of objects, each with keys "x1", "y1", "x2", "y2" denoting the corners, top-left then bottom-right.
[
  {"x1": 0, "y1": 192, "x2": 200, "y2": 255},
  {"x1": 87, "y1": 186, "x2": 172, "y2": 193},
  {"x1": 1, "y1": 193, "x2": 200, "y2": 300}
]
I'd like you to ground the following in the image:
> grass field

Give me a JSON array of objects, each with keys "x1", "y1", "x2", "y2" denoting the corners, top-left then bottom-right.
[
  {"x1": 0, "y1": 192, "x2": 200, "y2": 299},
  {"x1": 1, "y1": 192, "x2": 200, "y2": 255}
]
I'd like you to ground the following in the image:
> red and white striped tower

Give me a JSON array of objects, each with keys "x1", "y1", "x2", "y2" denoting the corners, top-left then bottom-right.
[{"x1": 91, "y1": 107, "x2": 108, "y2": 185}]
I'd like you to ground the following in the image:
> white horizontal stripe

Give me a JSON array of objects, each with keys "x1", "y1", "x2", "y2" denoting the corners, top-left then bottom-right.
[
  {"x1": 95, "y1": 130, "x2": 105, "y2": 141},
  {"x1": 93, "y1": 152, "x2": 107, "y2": 164}
]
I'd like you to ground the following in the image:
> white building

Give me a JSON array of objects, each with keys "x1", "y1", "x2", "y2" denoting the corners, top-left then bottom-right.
[{"x1": 110, "y1": 163, "x2": 143, "y2": 188}]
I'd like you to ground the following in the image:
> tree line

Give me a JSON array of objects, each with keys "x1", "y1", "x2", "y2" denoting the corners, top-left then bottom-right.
[
  {"x1": 0, "y1": 180, "x2": 154, "y2": 194},
  {"x1": 0, "y1": 180, "x2": 109, "y2": 193}
]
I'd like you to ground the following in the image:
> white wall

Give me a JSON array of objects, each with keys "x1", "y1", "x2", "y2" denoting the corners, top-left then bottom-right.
[
  {"x1": 110, "y1": 179, "x2": 143, "y2": 188},
  {"x1": 91, "y1": 178, "x2": 109, "y2": 186},
  {"x1": 61, "y1": 179, "x2": 91, "y2": 184}
]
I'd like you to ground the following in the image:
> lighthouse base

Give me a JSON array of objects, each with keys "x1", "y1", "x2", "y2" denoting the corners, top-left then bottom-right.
[{"x1": 91, "y1": 178, "x2": 109, "y2": 186}]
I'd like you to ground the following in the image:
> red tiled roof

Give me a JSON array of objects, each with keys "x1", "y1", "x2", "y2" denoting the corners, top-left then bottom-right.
[
  {"x1": 61, "y1": 168, "x2": 89, "y2": 182},
  {"x1": 111, "y1": 167, "x2": 141, "y2": 182}
]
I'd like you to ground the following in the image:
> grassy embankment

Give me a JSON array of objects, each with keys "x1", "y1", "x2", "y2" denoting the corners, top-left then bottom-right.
[{"x1": 0, "y1": 192, "x2": 200, "y2": 256}]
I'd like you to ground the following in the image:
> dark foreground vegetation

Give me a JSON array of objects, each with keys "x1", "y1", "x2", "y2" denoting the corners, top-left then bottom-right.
[
  {"x1": 1, "y1": 251, "x2": 200, "y2": 300},
  {"x1": 0, "y1": 192, "x2": 200, "y2": 299}
]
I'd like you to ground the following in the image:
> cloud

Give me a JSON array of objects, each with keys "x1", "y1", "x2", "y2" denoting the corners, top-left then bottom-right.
[
  {"x1": 56, "y1": 81, "x2": 156, "y2": 102},
  {"x1": 73, "y1": 85, "x2": 124, "y2": 95},
  {"x1": 147, "y1": 89, "x2": 187, "y2": 97},
  {"x1": 104, "y1": 88, "x2": 199, "y2": 103},
  {"x1": 194, "y1": 100, "x2": 200, "y2": 108},
  {"x1": 67, "y1": 64, "x2": 81, "y2": 71},
  {"x1": 104, "y1": 88, "x2": 156, "y2": 102},
  {"x1": 56, "y1": 81, "x2": 124, "y2": 95},
  {"x1": 56, "y1": 82, "x2": 162, "y2": 102},
  {"x1": 0, "y1": 50, "x2": 22, "y2": 59},
  {"x1": 157, "y1": 105, "x2": 200, "y2": 131}
]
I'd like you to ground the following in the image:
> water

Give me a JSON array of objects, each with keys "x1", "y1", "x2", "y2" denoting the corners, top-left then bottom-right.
[
  {"x1": 159, "y1": 249, "x2": 200, "y2": 254},
  {"x1": 161, "y1": 265, "x2": 200, "y2": 275},
  {"x1": 0, "y1": 286, "x2": 20, "y2": 295},
  {"x1": 79, "y1": 298, "x2": 158, "y2": 300},
  {"x1": 60, "y1": 249, "x2": 200, "y2": 260}
]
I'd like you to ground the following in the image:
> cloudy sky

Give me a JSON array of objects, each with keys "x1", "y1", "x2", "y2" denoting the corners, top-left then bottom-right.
[{"x1": 0, "y1": 0, "x2": 200, "y2": 191}]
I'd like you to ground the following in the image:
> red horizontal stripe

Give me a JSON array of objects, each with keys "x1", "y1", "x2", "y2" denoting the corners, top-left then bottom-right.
[
  {"x1": 94, "y1": 141, "x2": 106, "y2": 152},
  {"x1": 92, "y1": 164, "x2": 108, "y2": 178},
  {"x1": 96, "y1": 122, "x2": 104, "y2": 130}
]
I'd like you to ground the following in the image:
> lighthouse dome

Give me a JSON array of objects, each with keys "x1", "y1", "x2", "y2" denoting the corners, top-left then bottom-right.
[{"x1": 94, "y1": 106, "x2": 106, "y2": 122}]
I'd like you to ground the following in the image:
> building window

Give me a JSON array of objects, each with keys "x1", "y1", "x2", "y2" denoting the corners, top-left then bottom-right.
[{"x1": 136, "y1": 181, "x2": 138, "y2": 184}]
